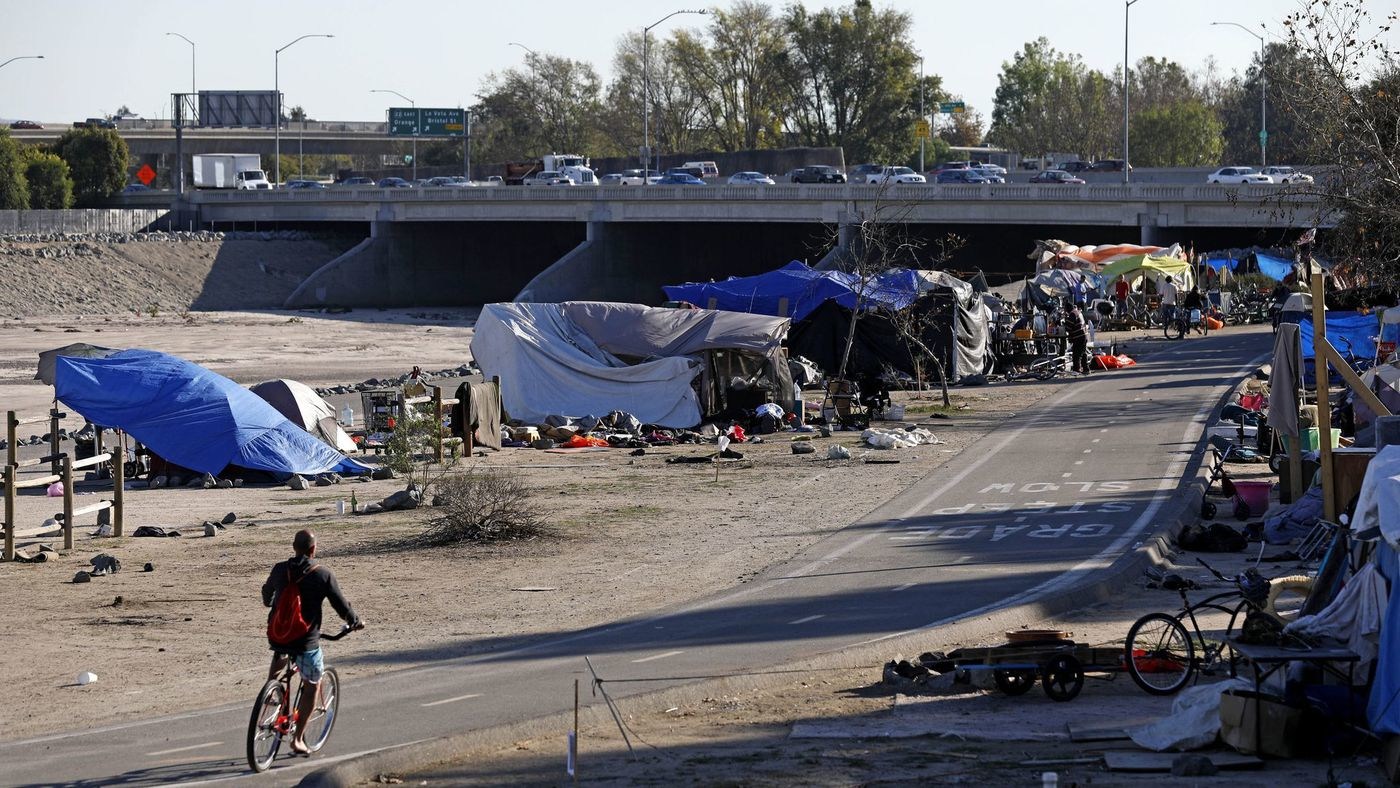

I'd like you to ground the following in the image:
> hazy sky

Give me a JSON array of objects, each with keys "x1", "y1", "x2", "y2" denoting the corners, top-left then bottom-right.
[{"x1": 0, "y1": 0, "x2": 1342, "y2": 126}]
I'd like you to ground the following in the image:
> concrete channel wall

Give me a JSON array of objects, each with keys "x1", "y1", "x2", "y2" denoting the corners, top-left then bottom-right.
[{"x1": 0, "y1": 209, "x2": 172, "y2": 235}]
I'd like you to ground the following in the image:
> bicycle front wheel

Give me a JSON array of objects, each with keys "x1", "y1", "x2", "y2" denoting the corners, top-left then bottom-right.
[
  {"x1": 302, "y1": 667, "x2": 340, "y2": 753},
  {"x1": 1125, "y1": 612, "x2": 1195, "y2": 695},
  {"x1": 1163, "y1": 320, "x2": 1185, "y2": 341},
  {"x1": 247, "y1": 679, "x2": 288, "y2": 773}
]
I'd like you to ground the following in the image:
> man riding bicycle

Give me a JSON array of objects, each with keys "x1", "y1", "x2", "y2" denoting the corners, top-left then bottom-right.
[{"x1": 262, "y1": 529, "x2": 362, "y2": 756}]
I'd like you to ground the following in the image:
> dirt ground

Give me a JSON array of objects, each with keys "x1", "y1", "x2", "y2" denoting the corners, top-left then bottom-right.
[{"x1": 0, "y1": 308, "x2": 1093, "y2": 741}]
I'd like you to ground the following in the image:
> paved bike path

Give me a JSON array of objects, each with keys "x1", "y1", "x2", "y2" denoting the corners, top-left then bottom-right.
[{"x1": 0, "y1": 328, "x2": 1271, "y2": 786}]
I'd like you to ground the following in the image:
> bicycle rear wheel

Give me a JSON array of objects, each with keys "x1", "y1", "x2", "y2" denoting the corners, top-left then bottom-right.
[
  {"x1": 246, "y1": 679, "x2": 287, "y2": 773},
  {"x1": 302, "y1": 667, "x2": 340, "y2": 753},
  {"x1": 1124, "y1": 612, "x2": 1195, "y2": 695}
]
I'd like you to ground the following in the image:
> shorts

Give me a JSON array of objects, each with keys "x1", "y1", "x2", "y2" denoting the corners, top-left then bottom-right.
[{"x1": 293, "y1": 648, "x2": 324, "y2": 684}]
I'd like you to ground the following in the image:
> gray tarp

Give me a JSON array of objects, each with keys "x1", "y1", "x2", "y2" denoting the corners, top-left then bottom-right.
[
  {"x1": 1269, "y1": 323, "x2": 1302, "y2": 438},
  {"x1": 471, "y1": 302, "x2": 791, "y2": 428},
  {"x1": 36, "y1": 343, "x2": 118, "y2": 386}
]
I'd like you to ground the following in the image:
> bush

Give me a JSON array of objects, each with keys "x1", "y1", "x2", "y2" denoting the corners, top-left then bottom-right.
[
  {"x1": 0, "y1": 129, "x2": 29, "y2": 210},
  {"x1": 52, "y1": 127, "x2": 128, "y2": 206},
  {"x1": 22, "y1": 150, "x2": 74, "y2": 209},
  {"x1": 419, "y1": 470, "x2": 547, "y2": 545}
]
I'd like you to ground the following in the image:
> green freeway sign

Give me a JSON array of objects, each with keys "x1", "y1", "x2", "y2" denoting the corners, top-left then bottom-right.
[
  {"x1": 387, "y1": 107, "x2": 466, "y2": 137},
  {"x1": 939, "y1": 101, "x2": 966, "y2": 114}
]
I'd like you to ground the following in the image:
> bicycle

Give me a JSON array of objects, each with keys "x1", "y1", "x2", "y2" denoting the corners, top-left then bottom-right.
[
  {"x1": 1123, "y1": 558, "x2": 1310, "y2": 695},
  {"x1": 1162, "y1": 307, "x2": 1209, "y2": 340},
  {"x1": 246, "y1": 624, "x2": 359, "y2": 773}
]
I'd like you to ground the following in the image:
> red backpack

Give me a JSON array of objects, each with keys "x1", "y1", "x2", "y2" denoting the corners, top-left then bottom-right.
[{"x1": 267, "y1": 563, "x2": 316, "y2": 647}]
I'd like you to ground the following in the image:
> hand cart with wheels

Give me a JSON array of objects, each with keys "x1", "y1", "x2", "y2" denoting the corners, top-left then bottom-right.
[{"x1": 945, "y1": 633, "x2": 1122, "y2": 702}]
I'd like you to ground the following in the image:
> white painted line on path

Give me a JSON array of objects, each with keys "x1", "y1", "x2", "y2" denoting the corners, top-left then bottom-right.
[
  {"x1": 892, "y1": 582, "x2": 916, "y2": 591},
  {"x1": 788, "y1": 615, "x2": 825, "y2": 625},
  {"x1": 146, "y1": 741, "x2": 221, "y2": 757},
  {"x1": 632, "y1": 650, "x2": 684, "y2": 663},
  {"x1": 1061, "y1": 473, "x2": 1072, "y2": 478},
  {"x1": 420, "y1": 693, "x2": 482, "y2": 708}
]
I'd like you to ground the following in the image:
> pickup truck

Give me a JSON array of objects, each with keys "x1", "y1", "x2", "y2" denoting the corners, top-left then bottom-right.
[
  {"x1": 865, "y1": 166, "x2": 926, "y2": 185},
  {"x1": 73, "y1": 117, "x2": 117, "y2": 129},
  {"x1": 792, "y1": 165, "x2": 846, "y2": 184}
]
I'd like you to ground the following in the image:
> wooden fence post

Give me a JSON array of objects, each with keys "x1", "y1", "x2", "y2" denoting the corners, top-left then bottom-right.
[
  {"x1": 3, "y1": 466, "x2": 13, "y2": 562},
  {"x1": 112, "y1": 440, "x2": 125, "y2": 538},
  {"x1": 49, "y1": 409, "x2": 62, "y2": 476},
  {"x1": 62, "y1": 454, "x2": 74, "y2": 551},
  {"x1": 432, "y1": 386, "x2": 444, "y2": 465},
  {"x1": 6, "y1": 411, "x2": 16, "y2": 470}
]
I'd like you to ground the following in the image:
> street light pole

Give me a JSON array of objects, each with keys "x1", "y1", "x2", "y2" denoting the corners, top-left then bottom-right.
[
  {"x1": 1212, "y1": 21, "x2": 1267, "y2": 168},
  {"x1": 0, "y1": 55, "x2": 44, "y2": 72},
  {"x1": 643, "y1": 9, "x2": 707, "y2": 185},
  {"x1": 918, "y1": 55, "x2": 925, "y2": 173},
  {"x1": 165, "y1": 33, "x2": 195, "y2": 98},
  {"x1": 1123, "y1": 0, "x2": 1140, "y2": 185},
  {"x1": 371, "y1": 89, "x2": 416, "y2": 181},
  {"x1": 274, "y1": 34, "x2": 334, "y2": 188}
]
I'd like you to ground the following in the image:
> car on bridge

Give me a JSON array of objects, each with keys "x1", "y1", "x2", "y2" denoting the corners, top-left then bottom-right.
[
  {"x1": 285, "y1": 179, "x2": 327, "y2": 189},
  {"x1": 8, "y1": 120, "x2": 42, "y2": 130},
  {"x1": 1061, "y1": 161, "x2": 1093, "y2": 173},
  {"x1": 1090, "y1": 159, "x2": 1131, "y2": 172},
  {"x1": 1029, "y1": 169, "x2": 1086, "y2": 184},
  {"x1": 791, "y1": 165, "x2": 846, "y2": 184},
  {"x1": 376, "y1": 177, "x2": 413, "y2": 188},
  {"x1": 935, "y1": 169, "x2": 991, "y2": 184},
  {"x1": 865, "y1": 166, "x2": 926, "y2": 185},
  {"x1": 1206, "y1": 166, "x2": 1271, "y2": 185},
  {"x1": 339, "y1": 176, "x2": 375, "y2": 188},
  {"x1": 1260, "y1": 166, "x2": 1314, "y2": 184},
  {"x1": 727, "y1": 171, "x2": 776, "y2": 185},
  {"x1": 656, "y1": 172, "x2": 706, "y2": 185},
  {"x1": 523, "y1": 171, "x2": 576, "y2": 186}
]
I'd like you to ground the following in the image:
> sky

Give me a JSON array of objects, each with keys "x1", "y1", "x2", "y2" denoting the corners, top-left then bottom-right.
[{"x1": 0, "y1": 0, "x2": 1349, "y2": 127}]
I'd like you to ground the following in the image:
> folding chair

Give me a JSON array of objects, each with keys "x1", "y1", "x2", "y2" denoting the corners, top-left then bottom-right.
[{"x1": 822, "y1": 379, "x2": 869, "y2": 429}]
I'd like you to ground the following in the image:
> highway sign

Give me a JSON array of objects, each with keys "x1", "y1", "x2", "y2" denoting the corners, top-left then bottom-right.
[
  {"x1": 135, "y1": 164, "x2": 156, "y2": 186},
  {"x1": 1259, "y1": 129, "x2": 1269, "y2": 143},
  {"x1": 388, "y1": 107, "x2": 466, "y2": 137},
  {"x1": 914, "y1": 119, "x2": 931, "y2": 140},
  {"x1": 939, "y1": 101, "x2": 966, "y2": 114}
]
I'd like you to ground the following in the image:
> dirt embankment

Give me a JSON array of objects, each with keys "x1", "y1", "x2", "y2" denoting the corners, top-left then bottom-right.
[{"x1": 0, "y1": 232, "x2": 359, "y2": 317}]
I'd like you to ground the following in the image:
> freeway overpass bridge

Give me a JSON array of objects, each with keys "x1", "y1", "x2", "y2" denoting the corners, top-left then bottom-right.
[{"x1": 167, "y1": 183, "x2": 1329, "y2": 307}]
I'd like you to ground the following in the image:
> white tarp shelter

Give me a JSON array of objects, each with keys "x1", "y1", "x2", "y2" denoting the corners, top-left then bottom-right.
[{"x1": 471, "y1": 302, "x2": 792, "y2": 428}]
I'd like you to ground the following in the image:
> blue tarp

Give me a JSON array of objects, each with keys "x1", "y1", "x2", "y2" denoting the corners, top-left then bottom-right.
[
  {"x1": 662, "y1": 261, "x2": 920, "y2": 321},
  {"x1": 1204, "y1": 255, "x2": 1239, "y2": 271},
  {"x1": 1299, "y1": 311, "x2": 1378, "y2": 360},
  {"x1": 55, "y1": 349, "x2": 364, "y2": 476},
  {"x1": 1256, "y1": 252, "x2": 1294, "y2": 282}
]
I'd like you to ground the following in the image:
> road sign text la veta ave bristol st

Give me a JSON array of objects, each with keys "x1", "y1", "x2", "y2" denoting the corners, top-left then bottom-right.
[{"x1": 387, "y1": 107, "x2": 466, "y2": 137}]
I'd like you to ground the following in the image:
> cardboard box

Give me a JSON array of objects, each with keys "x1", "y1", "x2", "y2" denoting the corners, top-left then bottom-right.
[
  {"x1": 1219, "y1": 690, "x2": 1303, "y2": 758},
  {"x1": 510, "y1": 426, "x2": 540, "y2": 443}
]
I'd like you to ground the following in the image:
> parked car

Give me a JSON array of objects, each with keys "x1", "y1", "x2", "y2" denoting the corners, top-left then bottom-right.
[
  {"x1": 284, "y1": 179, "x2": 327, "y2": 189},
  {"x1": 791, "y1": 165, "x2": 846, "y2": 184},
  {"x1": 1061, "y1": 161, "x2": 1093, "y2": 173},
  {"x1": 935, "y1": 170, "x2": 990, "y2": 184},
  {"x1": 340, "y1": 176, "x2": 375, "y2": 188},
  {"x1": 727, "y1": 171, "x2": 776, "y2": 185},
  {"x1": 376, "y1": 177, "x2": 413, "y2": 188},
  {"x1": 866, "y1": 166, "x2": 926, "y2": 185},
  {"x1": 1260, "y1": 166, "x2": 1314, "y2": 184},
  {"x1": 8, "y1": 120, "x2": 42, "y2": 130},
  {"x1": 121, "y1": 183, "x2": 152, "y2": 193},
  {"x1": 523, "y1": 170, "x2": 575, "y2": 186},
  {"x1": 1029, "y1": 169, "x2": 1086, "y2": 184},
  {"x1": 1089, "y1": 159, "x2": 1131, "y2": 172},
  {"x1": 656, "y1": 173, "x2": 706, "y2": 185},
  {"x1": 1206, "y1": 166, "x2": 1271, "y2": 185}
]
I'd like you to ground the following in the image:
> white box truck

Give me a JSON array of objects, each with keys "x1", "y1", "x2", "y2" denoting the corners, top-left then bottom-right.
[{"x1": 192, "y1": 154, "x2": 271, "y2": 190}]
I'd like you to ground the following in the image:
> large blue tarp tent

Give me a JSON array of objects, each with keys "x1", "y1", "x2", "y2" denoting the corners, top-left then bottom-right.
[
  {"x1": 55, "y1": 349, "x2": 364, "y2": 476},
  {"x1": 1299, "y1": 311, "x2": 1378, "y2": 360},
  {"x1": 662, "y1": 261, "x2": 919, "y2": 321},
  {"x1": 1255, "y1": 252, "x2": 1294, "y2": 282}
]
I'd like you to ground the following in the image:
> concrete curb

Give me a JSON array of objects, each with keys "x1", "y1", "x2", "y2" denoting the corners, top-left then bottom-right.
[{"x1": 298, "y1": 347, "x2": 1251, "y2": 788}]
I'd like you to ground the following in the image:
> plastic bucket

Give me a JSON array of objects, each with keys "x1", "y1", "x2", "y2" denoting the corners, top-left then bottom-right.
[{"x1": 1233, "y1": 481, "x2": 1273, "y2": 516}]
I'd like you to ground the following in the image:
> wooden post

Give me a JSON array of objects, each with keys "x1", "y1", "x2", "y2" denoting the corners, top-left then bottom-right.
[
  {"x1": 3, "y1": 466, "x2": 13, "y2": 562},
  {"x1": 432, "y1": 386, "x2": 444, "y2": 465},
  {"x1": 111, "y1": 440, "x2": 124, "y2": 538},
  {"x1": 49, "y1": 409, "x2": 62, "y2": 476},
  {"x1": 1311, "y1": 271, "x2": 1337, "y2": 521},
  {"x1": 61, "y1": 454, "x2": 74, "y2": 551},
  {"x1": 6, "y1": 411, "x2": 16, "y2": 470}
]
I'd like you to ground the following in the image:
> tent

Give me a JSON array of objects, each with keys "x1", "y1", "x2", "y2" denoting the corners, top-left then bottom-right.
[
  {"x1": 788, "y1": 289, "x2": 992, "y2": 383},
  {"x1": 661, "y1": 261, "x2": 922, "y2": 321},
  {"x1": 1203, "y1": 254, "x2": 1240, "y2": 271},
  {"x1": 54, "y1": 349, "x2": 364, "y2": 476},
  {"x1": 1023, "y1": 269, "x2": 1101, "y2": 308},
  {"x1": 470, "y1": 302, "x2": 794, "y2": 427},
  {"x1": 1097, "y1": 253, "x2": 1195, "y2": 289},
  {"x1": 1255, "y1": 252, "x2": 1294, "y2": 282},
  {"x1": 1299, "y1": 310, "x2": 1377, "y2": 360},
  {"x1": 35, "y1": 343, "x2": 119, "y2": 386},
  {"x1": 250, "y1": 379, "x2": 357, "y2": 453}
]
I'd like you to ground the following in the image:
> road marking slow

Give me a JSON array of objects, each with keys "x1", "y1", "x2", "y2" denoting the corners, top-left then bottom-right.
[
  {"x1": 146, "y1": 741, "x2": 221, "y2": 757},
  {"x1": 420, "y1": 693, "x2": 482, "y2": 708},
  {"x1": 632, "y1": 650, "x2": 684, "y2": 663},
  {"x1": 788, "y1": 614, "x2": 824, "y2": 625}
]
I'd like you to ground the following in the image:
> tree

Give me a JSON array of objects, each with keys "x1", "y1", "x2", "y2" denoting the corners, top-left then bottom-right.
[
  {"x1": 288, "y1": 105, "x2": 307, "y2": 122},
  {"x1": 601, "y1": 31, "x2": 708, "y2": 165},
  {"x1": 0, "y1": 129, "x2": 28, "y2": 210},
  {"x1": 473, "y1": 54, "x2": 606, "y2": 161},
  {"x1": 52, "y1": 128, "x2": 129, "y2": 206},
  {"x1": 1129, "y1": 100, "x2": 1224, "y2": 166},
  {"x1": 1279, "y1": 0, "x2": 1400, "y2": 285},
  {"x1": 988, "y1": 39, "x2": 1059, "y2": 157},
  {"x1": 671, "y1": 1, "x2": 790, "y2": 152},
  {"x1": 938, "y1": 106, "x2": 985, "y2": 147},
  {"x1": 1218, "y1": 42, "x2": 1326, "y2": 165},
  {"x1": 781, "y1": 0, "x2": 928, "y2": 164},
  {"x1": 21, "y1": 148, "x2": 74, "y2": 209}
]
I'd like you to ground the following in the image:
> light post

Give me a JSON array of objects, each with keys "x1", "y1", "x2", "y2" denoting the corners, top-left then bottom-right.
[
  {"x1": 0, "y1": 55, "x2": 44, "y2": 72},
  {"x1": 1123, "y1": 0, "x2": 1141, "y2": 185},
  {"x1": 165, "y1": 33, "x2": 195, "y2": 97},
  {"x1": 371, "y1": 89, "x2": 416, "y2": 182},
  {"x1": 643, "y1": 9, "x2": 707, "y2": 183},
  {"x1": 274, "y1": 34, "x2": 333, "y2": 188},
  {"x1": 1212, "y1": 21, "x2": 1267, "y2": 168},
  {"x1": 918, "y1": 55, "x2": 925, "y2": 173}
]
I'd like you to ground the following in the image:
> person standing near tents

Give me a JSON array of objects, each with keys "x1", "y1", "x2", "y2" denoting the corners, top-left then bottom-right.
[
  {"x1": 1159, "y1": 275, "x2": 1178, "y2": 323},
  {"x1": 1114, "y1": 276, "x2": 1130, "y2": 318},
  {"x1": 1061, "y1": 299, "x2": 1091, "y2": 374}
]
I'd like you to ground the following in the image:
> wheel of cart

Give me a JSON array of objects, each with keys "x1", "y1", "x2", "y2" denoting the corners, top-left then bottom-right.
[{"x1": 948, "y1": 634, "x2": 1115, "y2": 702}]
